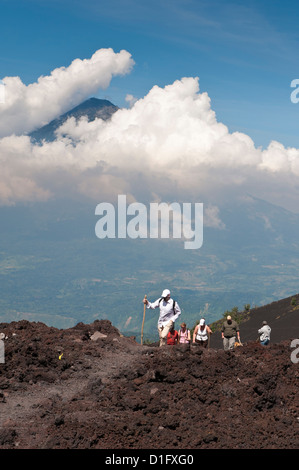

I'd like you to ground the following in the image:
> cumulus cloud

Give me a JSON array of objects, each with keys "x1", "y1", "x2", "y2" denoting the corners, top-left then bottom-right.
[
  {"x1": 0, "y1": 48, "x2": 134, "y2": 138},
  {"x1": 0, "y1": 66, "x2": 299, "y2": 214},
  {"x1": 125, "y1": 94, "x2": 138, "y2": 108}
]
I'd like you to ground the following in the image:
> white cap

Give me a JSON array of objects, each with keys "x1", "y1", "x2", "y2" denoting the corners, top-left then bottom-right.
[
  {"x1": 200, "y1": 319, "x2": 205, "y2": 326},
  {"x1": 161, "y1": 289, "x2": 170, "y2": 298}
]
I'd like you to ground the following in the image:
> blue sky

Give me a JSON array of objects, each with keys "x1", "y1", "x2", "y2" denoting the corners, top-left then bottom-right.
[{"x1": 0, "y1": 0, "x2": 299, "y2": 149}]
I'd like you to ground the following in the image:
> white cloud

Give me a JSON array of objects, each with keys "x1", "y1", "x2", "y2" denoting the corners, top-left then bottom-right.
[
  {"x1": 0, "y1": 48, "x2": 134, "y2": 138},
  {"x1": 125, "y1": 94, "x2": 138, "y2": 108},
  {"x1": 204, "y1": 205, "x2": 226, "y2": 229},
  {"x1": 0, "y1": 67, "x2": 299, "y2": 214}
]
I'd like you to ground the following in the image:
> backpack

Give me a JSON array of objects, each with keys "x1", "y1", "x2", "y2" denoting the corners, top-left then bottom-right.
[{"x1": 159, "y1": 297, "x2": 176, "y2": 313}]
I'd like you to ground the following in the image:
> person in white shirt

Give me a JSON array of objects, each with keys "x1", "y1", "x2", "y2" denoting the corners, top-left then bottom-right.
[
  {"x1": 193, "y1": 318, "x2": 213, "y2": 348},
  {"x1": 143, "y1": 289, "x2": 181, "y2": 347},
  {"x1": 258, "y1": 320, "x2": 271, "y2": 346}
]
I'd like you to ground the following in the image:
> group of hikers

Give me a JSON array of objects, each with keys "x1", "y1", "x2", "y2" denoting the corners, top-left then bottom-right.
[{"x1": 143, "y1": 289, "x2": 271, "y2": 349}]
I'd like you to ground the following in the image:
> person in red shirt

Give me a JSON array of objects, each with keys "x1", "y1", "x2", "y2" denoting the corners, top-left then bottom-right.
[{"x1": 167, "y1": 325, "x2": 179, "y2": 345}]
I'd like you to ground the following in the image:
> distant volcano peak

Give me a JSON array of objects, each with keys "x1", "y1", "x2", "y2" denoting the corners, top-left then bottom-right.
[{"x1": 29, "y1": 97, "x2": 118, "y2": 143}]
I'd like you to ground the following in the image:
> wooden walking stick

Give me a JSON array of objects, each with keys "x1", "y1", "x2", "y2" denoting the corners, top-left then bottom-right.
[{"x1": 141, "y1": 295, "x2": 147, "y2": 345}]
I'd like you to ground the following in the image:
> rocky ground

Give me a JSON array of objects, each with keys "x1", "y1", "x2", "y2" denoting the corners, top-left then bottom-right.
[{"x1": 0, "y1": 316, "x2": 298, "y2": 450}]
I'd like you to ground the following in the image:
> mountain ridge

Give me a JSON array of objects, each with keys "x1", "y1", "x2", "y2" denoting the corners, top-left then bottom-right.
[
  {"x1": 29, "y1": 97, "x2": 118, "y2": 143},
  {"x1": 210, "y1": 292, "x2": 299, "y2": 348}
]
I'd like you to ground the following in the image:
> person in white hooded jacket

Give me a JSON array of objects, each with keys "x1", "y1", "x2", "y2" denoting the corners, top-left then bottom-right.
[
  {"x1": 143, "y1": 289, "x2": 181, "y2": 346},
  {"x1": 258, "y1": 320, "x2": 271, "y2": 346}
]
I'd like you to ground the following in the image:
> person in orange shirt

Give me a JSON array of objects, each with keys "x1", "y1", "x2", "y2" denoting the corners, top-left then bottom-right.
[{"x1": 167, "y1": 325, "x2": 179, "y2": 345}]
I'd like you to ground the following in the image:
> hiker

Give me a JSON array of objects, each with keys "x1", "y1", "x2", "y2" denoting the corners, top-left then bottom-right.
[
  {"x1": 193, "y1": 318, "x2": 212, "y2": 348},
  {"x1": 258, "y1": 320, "x2": 271, "y2": 346},
  {"x1": 143, "y1": 289, "x2": 181, "y2": 347},
  {"x1": 167, "y1": 325, "x2": 179, "y2": 345},
  {"x1": 221, "y1": 315, "x2": 241, "y2": 350},
  {"x1": 178, "y1": 322, "x2": 191, "y2": 344}
]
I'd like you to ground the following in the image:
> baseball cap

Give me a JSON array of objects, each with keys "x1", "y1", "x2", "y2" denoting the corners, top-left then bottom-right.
[{"x1": 161, "y1": 289, "x2": 170, "y2": 298}]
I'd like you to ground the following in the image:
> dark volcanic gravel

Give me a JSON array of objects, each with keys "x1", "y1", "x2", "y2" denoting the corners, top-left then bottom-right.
[{"x1": 0, "y1": 314, "x2": 298, "y2": 449}]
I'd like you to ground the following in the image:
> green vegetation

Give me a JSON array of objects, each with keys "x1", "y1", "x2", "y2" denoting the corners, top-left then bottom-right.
[
  {"x1": 291, "y1": 297, "x2": 297, "y2": 306},
  {"x1": 208, "y1": 305, "x2": 251, "y2": 333},
  {"x1": 187, "y1": 303, "x2": 251, "y2": 340},
  {"x1": 290, "y1": 297, "x2": 299, "y2": 311}
]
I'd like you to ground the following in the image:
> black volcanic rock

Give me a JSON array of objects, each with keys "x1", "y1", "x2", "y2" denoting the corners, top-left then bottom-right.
[
  {"x1": 29, "y1": 98, "x2": 118, "y2": 143},
  {"x1": 0, "y1": 296, "x2": 298, "y2": 449}
]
